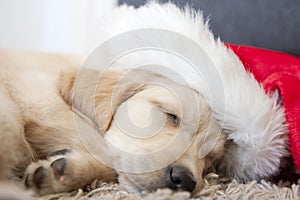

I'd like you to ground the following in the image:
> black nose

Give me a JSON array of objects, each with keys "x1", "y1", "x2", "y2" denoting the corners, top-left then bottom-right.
[{"x1": 166, "y1": 166, "x2": 196, "y2": 192}]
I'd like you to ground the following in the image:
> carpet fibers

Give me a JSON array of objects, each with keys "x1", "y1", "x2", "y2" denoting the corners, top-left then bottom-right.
[{"x1": 34, "y1": 174, "x2": 299, "y2": 200}]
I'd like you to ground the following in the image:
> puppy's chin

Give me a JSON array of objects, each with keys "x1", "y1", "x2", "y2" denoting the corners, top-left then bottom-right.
[
  {"x1": 117, "y1": 170, "x2": 167, "y2": 193},
  {"x1": 117, "y1": 173, "x2": 143, "y2": 193}
]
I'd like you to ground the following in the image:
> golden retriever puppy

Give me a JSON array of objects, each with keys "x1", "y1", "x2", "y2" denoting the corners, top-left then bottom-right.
[
  {"x1": 95, "y1": 1, "x2": 288, "y2": 182},
  {"x1": 0, "y1": 49, "x2": 225, "y2": 195}
]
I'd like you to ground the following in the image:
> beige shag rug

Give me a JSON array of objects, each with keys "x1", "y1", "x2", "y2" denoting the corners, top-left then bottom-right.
[
  {"x1": 0, "y1": 174, "x2": 299, "y2": 200},
  {"x1": 2, "y1": 173, "x2": 294, "y2": 200}
]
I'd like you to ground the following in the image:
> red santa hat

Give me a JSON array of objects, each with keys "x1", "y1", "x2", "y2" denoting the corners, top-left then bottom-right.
[{"x1": 228, "y1": 44, "x2": 300, "y2": 173}]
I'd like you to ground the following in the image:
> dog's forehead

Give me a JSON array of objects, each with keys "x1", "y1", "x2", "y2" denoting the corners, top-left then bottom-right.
[{"x1": 135, "y1": 84, "x2": 199, "y2": 109}]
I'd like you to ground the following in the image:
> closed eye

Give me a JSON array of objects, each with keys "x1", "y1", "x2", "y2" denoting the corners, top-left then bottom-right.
[
  {"x1": 155, "y1": 104, "x2": 180, "y2": 127},
  {"x1": 167, "y1": 113, "x2": 179, "y2": 126}
]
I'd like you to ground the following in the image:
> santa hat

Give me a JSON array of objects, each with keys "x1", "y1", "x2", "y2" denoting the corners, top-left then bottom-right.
[
  {"x1": 228, "y1": 44, "x2": 300, "y2": 175},
  {"x1": 94, "y1": 1, "x2": 298, "y2": 181}
]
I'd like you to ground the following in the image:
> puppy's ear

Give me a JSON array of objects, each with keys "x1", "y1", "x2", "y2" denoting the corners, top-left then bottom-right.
[{"x1": 58, "y1": 68, "x2": 144, "y2": 132}]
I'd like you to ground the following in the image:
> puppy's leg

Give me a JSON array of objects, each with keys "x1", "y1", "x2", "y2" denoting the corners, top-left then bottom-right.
[
  {"x1": 0, "y1": 91, "x2": 34, "y2": 178},
  {"x1": 24, "y1": 149, "x2": 116, "y2": 195}
]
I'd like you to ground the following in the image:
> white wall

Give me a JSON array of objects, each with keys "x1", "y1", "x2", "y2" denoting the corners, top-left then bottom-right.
[{"x1": 0, "y1": 0, "x2": 116, "y2": 54}]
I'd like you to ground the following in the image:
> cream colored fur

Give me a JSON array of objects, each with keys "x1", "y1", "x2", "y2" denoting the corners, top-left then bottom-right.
[
  {"x1": 0, "y1": 49, "x2": 224, "y2": 195},
  {"x1": 0, "y1": 50, "x2": 116, "y2": 195}
]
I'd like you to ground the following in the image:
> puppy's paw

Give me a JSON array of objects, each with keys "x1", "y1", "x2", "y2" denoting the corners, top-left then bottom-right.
[
  {"x1": 24, "y1": 149, "x2": 116, "y2": 195},
  {"x1": 24, "y1": 149, "x2": 75, "y2": 195}
]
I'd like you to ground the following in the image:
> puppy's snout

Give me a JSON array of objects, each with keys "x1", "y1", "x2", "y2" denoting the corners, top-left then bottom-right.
[{"x1": 166, "y1": 166, "x2": 196, "y2": 192}]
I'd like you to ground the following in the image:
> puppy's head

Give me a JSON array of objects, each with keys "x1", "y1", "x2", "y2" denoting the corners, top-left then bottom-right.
[{"x1": 59, "y1": 68, "x2": 225, "y2": 194}]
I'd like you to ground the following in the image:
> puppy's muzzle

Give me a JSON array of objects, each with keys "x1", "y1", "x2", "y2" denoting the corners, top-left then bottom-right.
[{"x1": 166, "y1": 165, "x2": 196, "y2": 192}]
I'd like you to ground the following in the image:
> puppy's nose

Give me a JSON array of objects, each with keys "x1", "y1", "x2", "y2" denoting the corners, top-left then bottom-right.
[{"x1": 166, "y1": 166, "x2": 196, "y2": 192}]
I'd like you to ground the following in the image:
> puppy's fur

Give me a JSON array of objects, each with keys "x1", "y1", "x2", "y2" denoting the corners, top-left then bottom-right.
[{"x1": 0, "y1": 49, "x2": 225, "y2": 195}]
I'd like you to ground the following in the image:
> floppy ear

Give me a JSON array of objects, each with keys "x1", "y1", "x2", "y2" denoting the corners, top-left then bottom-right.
[{"x1": 58, "y1": 67, "x2": 145, "y2": 133}]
